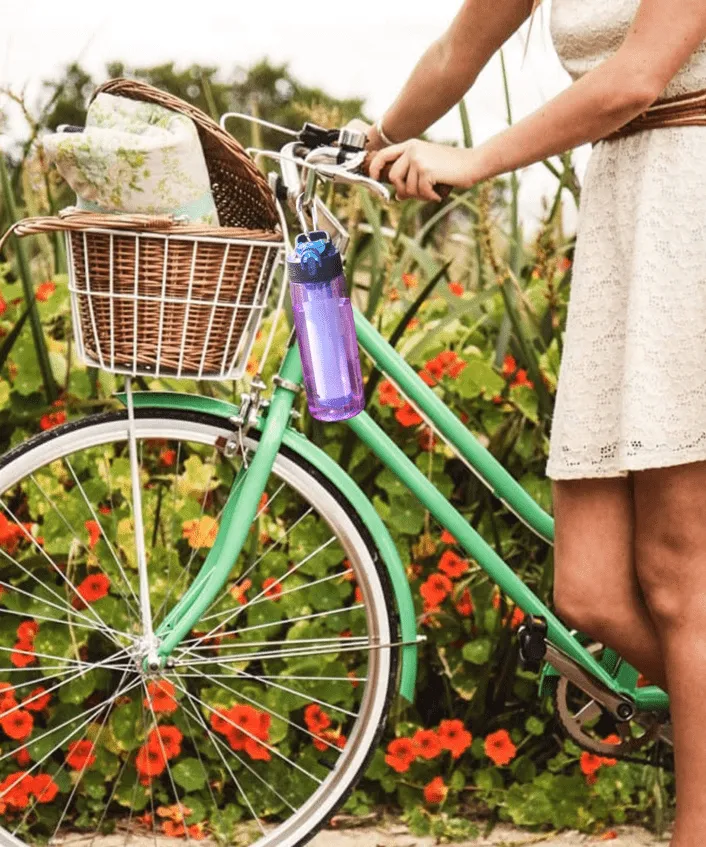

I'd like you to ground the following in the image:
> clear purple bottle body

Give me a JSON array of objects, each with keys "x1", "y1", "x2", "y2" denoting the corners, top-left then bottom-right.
[{"x1": 290, "y1": 272, "x2": 365, "y2": 422}]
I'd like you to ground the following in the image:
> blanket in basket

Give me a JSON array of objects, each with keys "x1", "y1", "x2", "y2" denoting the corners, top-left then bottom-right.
[{"x1": 42, "y1": 92, "x2": 219, "y2": 225}]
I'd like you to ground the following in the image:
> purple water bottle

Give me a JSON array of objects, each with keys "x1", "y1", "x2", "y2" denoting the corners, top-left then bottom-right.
[{"x1": 288, "y1": 231, "x2": 365, "y2": 422}]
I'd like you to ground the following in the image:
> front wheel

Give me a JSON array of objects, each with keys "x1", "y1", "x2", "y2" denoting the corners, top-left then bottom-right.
[{"x1": 0, "y1": 409, "x2": 399, "y2": 847}]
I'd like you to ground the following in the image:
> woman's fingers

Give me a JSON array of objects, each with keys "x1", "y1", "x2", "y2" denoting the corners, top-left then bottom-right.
[
  {"x1": 388, "y1": 151, "x2": 411, "y2": 198},
  {"x1": 418, "y1": 172, "x2": 442, "y2": 202},
  {"x1": 368, "y1": 142, "x2": 409, "y2": 181}
]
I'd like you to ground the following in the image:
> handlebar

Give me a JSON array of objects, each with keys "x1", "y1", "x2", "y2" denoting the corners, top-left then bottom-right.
[{"x1": 360, "y1": 151, "x2": 452, "y2": 201}]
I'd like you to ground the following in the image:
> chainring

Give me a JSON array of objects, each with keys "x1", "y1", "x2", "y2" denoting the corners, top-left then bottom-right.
[{"x1": 553, "y1": 641, "x2": 671, "y2": 761}]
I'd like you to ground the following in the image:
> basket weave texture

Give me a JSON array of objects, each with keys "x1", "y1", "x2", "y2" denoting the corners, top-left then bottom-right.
[{"x1": 4, "y1": 79, "x2": 285, "y2": 380}]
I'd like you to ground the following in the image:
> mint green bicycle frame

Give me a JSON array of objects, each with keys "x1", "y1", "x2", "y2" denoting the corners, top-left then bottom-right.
[{"x1": 121, "y1": 308, "x2": 669, "y2": 713}]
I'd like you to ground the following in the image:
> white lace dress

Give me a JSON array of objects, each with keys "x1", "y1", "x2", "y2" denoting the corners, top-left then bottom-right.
[{"x1": 545, "y1": 0, "x2": 706, "y2": 480}]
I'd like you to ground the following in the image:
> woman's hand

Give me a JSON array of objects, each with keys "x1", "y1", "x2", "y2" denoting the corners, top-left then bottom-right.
[{"x1": 367, "y1": 139, "x2": 476, "y2": 201}]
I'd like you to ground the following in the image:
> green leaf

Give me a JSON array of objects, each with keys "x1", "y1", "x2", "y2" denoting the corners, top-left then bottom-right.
[
  {"x1": 455, "y1": 357, "x2": 505, "y2": 400},
  {"x1": 462, "y1": 637, "x2": 492, "y2": 665},
  {"x1": 172, "y1": 757, "x2": 208, "y2": 792},
  {"x1": 525, "y1": 715, "x2": 545, "y2": 736},
  {"x1": 110, "y1": 699, "x2": 143, "y2": 750}
]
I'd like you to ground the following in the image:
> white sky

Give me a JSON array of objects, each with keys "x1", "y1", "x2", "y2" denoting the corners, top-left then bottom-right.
[{"x1": 0, "y1": 0, "x2": 590, "y2": 228}]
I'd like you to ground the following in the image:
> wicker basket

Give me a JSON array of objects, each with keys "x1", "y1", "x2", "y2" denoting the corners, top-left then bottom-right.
[{"x1": 0, "y1": 78, "x2": 285, "y2": 381}]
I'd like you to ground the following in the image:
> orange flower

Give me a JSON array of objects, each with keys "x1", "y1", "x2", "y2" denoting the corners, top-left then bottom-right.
[
  {"x1": 76, "y1": 573, "x2": 110, "y2": 603},
  {"x1": 35, "y1": 281, "x2": 56, "y2": 302},
  {"x1": 378, "y1": 380, "x2": 403, "y2": 408},
  {"x1": 448, "y1": 281, "x2": 464, "y2": 296},
  {"x1": 148, "y1": 726, "x2": 183, "y2": 760},
  {"x1": 510, "y1": 368, "x2": 534, "y2": 389},
  {"x1": 385, "y1": 737, "x2": 416, "y2": 773},
  {"x1": 420, "y1": 573, "x2": 453, "y2": 607},
  {"x1": 413, "y1": 729, "x2": 442, "y2": 760},
  {"x1": 394, "y1": 403, "x2": 423, "y2": 428},
  {"x1": 438, "y1": 550, "x2": 469, "y2": 579},
  {"x1": 484, "y1": 729, "x2": 517, "y2": 766},
  {"x1": 312, "y1": 728, "x2": 346, "y2": 752},
  {"x1": 13, "y1": 747, "x2": 30, "y2": 767},
  {"x1": 137, "y1": 742, "x2": 167, "y2": 777},
  {"x1": 423, "y1": 775, "x2": 448, "y2": 804},
  {"x1": 161, "y1": 820, "x2": 186, "y2": 837},
  {"x1": 66, "y1": 740, "x2": 96, "y2": 770},
  {"x1": 22, "y1": 687, "x2": 50, "y2": 712},
  {"x1": 438, "y1": 719, "x2": 472, "y2": 759},
  {"x1": 262, "y1": 577, "x2": 283, "y2": 601},
  {"x1": 580, "y1": 751, "x2": 603, "y2": 776},
  {"x1": 304, "y1": 704, "x2": 331, "y2": 734},
  {"x1": 388, "y1": 288, "x2": 400, "y2": 301},
  {"x1": 159, "y1": 448, "x2": 177, "y2": 466},
  {"x1": 440, "y1": 530, "x2": 456, "y2": 545},
  {"x1": 182, "y1": 516, "x2": 219, "y2": 549},
  {"x1": 144, "y1": 679, "x2": 178, "y2": 714},
  {"x1": 501, "y1": 355, "x2": 516, "y2": 377},
  {"x1": 10, "y1": 641, "x2": 35, "y2": 668},
  {"x1": 188, "y1": 823, "x2": 207, "y2": 840},
  {"x1": 229, "y1": 578, "x2": 252, "y2": 606},
  {"x1": 402, "y1": 273, "x2": 418, "y2": 289},
  {"x1": 557, "y1": 256, "x2": 571, "y2": 273},
  {"x1": 258, "y1": 492, "x2": 269, "y2": 513},
  {"x1": 1, "y1": 709, "x2": 33, "y2": 740},
  {"x1": 31, "y1": 774, "x2": 59, "y2": 803},
  {"x1": 85, "y1": 520, "x2": 101, "y2": 550},
  {"x1": 210, "y1": 709, "x2": 233, "y2": 735},
  {"x1": 16, "y1": 621, "x2": 38, "y2": 642},
  {"x1": 0, "y1": 297, "x2": 6, "y2": 317},
  {"x1": 455, "y1": 587, "x2": 474, "y2": 617},
  {"x1": 39, "y1": 410, "x2": 66, "y2": 431}
]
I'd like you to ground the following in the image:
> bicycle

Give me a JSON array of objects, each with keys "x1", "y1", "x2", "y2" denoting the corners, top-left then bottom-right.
[{"x1": 0, "y1": 106, "x2": 672, "y2": 847}]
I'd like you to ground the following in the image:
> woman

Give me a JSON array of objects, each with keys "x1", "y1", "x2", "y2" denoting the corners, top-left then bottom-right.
[{"x1": 355, "y1": 2, "x2": 706, "y2": 844}]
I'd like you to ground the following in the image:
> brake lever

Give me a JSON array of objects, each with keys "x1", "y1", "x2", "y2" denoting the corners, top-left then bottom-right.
[{"x1": 303, "y1": 147, "x2": 390, "y2": 201}]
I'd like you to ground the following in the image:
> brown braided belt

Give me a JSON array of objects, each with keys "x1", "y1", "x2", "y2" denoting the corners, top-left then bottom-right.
[{"x1": 599, "y1": 85, "x2": 706, "y2": 141}]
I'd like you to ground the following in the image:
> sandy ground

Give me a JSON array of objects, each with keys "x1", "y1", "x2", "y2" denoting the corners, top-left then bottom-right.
[
  {"x1": 70, "y1": 821, "x2": 671, "y2": 846},
  {"x1": 309, "y1": 822, "x2": 670, "y2": 846}
]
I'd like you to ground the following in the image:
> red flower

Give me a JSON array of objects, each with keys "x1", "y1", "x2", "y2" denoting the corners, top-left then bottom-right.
[
  {"x1": 148, "y1": 726, "x2": 183, "y2": 760},
  {"x1": 0, "y1": 297, "x2": 6, "y2": 317},
  {"x1": 510, "y1": 368, "x2": 534, "y2": 389},
  {"x1": 312, "y1": 728, "x2": 346, "y2": 752},
  {"x1": 418, "y1": 427, "x2": 436, "y2": 452},
  {"x1": 413, "y1": 729, "x2": 442, "y2": 760},
  {"x1": 136, "y1": 742, "x2": 167, "y2": 777},
  {"x1": 438, "y1": 719, "x2": 472, "y2": 759},
  {"x1": 402, "y1": 273, "x2": 418, "y2": 289},
  {"x1": 484, "y1": 729, "x2": 517, "y2": 766},
  {"x1": 161, "y1": 820, "x2": 185, "y2": 837},
  {"x1": 31, "y1": 773, "x2": 59, "y2": 803},
  {"x1": 501, "y1": 355, "x2": 517, "y2": 377},
  {"x1": 84, "y1": 520, "x2": 101, "y2": 550},
  {"x1": 229, "y1": 578, "x2": 251, "y2": 606},
  {"x1": 66, "y1": 740, "x2": 96, "y2": 770},
  {"x1": 420, "y1": 573, "x2": 452, "y2": 607},
  {"x1": 440, "y1": 530, "x2": 456, "y2": 545},
  {"x1": 448, "y1": 281, "x2": 464, "y2": 296},
  {"x1": 10, "y1": 641, "x2": 35, "y2": 668},
  {"x1": 16, "y1": 621, "x2": 38, "y2": 642},
  {"x1": 1, "y1": 709, "x2": 33, "y2": 740},
  {"x1": 36, "y1": 281, "x2": 56, "y2": 302},
  {"x1": 423, "y1": 775, "x2": 448, "y2": 804},
  {"x1": 455, "y1": 587, "x2": 474, "y2": 617},
  {"x1": 262, "y1": 577, "x2": 282, "y2": 601},
  {"x1": 0, "y1": 772, "x2": 31, "y2": 809},
  {"x1": 76, "y1": 573, "x2": 110, "y2": 604},
  {"x1": 580, "y1": 751, "x2": 603, "y2": 776},
  {"x1": 13, "y1": 747, "x2": 30, "y2": 767},
  {"x1": 304, "y1": 704, "x2": 331, "y2": 734},
  {"x1": 144, "y1": 680, "x2": 178, "y2": 714},
  {"x1": 395, "y1": 403, "x2": 423, "y2": 428},
  {"x1": 40, "y1": 410, "x2": 66, "y2": 431},
  {"x1": 210, "y1": 709, "x2": 233, "y2": 735},
  {"x1": 384, "y1": 738, "x2": 416, "y2": 773},
  {"x1": 438, "y1": 550, "x2": 469, "y2": 579},
  {"x1": 22, "y1": 687, "x2": 50, "y2": 712},
  {"x1": 378, "y1": 380, "x2": 403, "y2": 408},
  {"x1": 159, "y1": 448, "x2": 177, "y2": 466}
]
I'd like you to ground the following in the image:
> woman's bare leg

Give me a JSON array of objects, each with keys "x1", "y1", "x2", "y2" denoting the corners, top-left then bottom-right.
[
  {"x1": 632, "y1": 459, "x2": 706, "y2": 846},
  {"x1": 552, "y1": 474, "x2": 667, "y2": 691}
]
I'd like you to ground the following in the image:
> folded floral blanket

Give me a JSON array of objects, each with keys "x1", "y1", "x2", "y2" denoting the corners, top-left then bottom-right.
[{"x1": 42, "y1": 92, "x2": 219, "y2": 225}]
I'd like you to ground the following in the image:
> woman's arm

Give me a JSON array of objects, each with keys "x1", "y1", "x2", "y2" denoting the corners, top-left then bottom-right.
[
  {"x1": 369, "y1": 0, "x2": 706, "y2": 200},
  {"x1": 366, "y1": 0, "x2": 535, "y2": 149}
]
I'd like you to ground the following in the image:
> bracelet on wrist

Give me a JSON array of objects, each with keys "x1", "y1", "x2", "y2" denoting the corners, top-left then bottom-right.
[{"x1": 375, "y1": 117, "x2": 398, "y2": 146}]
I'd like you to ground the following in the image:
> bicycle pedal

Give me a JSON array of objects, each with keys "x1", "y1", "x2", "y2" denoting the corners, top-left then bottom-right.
[{"x1": 517, "y1": 613, "x2": 548, "y2": 672}]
